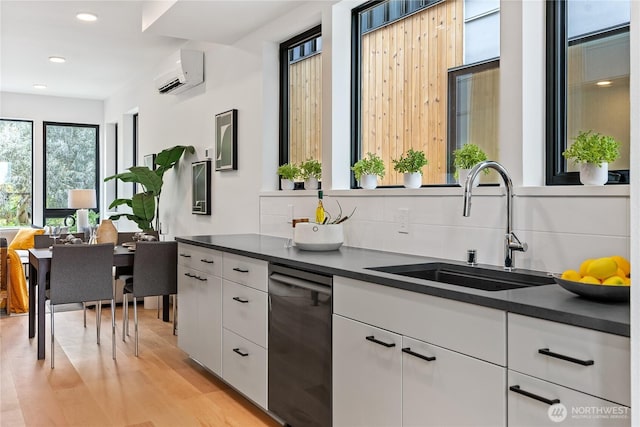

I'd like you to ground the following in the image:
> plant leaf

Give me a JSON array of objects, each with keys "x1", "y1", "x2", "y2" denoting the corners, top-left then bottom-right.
[
  {"x1": 155, "y1": 145, "x2": 195, "y2": 177},
  {"x1": 104, "y1": 171, "x2": 140, "y2": 183},
  {"x1": 108, "y1": 198, "x2": 133, "y2": 209},
  {"x1": 129, "y1": 166, "x2": 163, "y2": 194},
  {"x1": 131, "y1": 192, "x2": 156, "y2": 224}
]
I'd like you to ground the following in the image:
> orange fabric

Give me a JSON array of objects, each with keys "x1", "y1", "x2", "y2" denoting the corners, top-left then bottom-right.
[
  {"x1": 8, "y1": 228, "x2": 44, "y2": 250},
  {"x1": 7, "y1": 249, "x2": 28, "y2": 313}
]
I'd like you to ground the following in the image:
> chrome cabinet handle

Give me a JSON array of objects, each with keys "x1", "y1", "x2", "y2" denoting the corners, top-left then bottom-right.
[
  {"x1": 232, "y1": 296, "x2": 249, "y2": 303},
  {"x1": 200, "y1": 259, "x2": 214, "y2": 264},
  {"x1": 538, "y1": 348, "x2": 594, "y2": 366},
  {"x1": 509, "y1": 385, "x2": 560, "y2": 406},
  {"x1": 233, "y1": 267, "x2": 249, "y2": 273},
  {"x1": 179, "y1": 253, "x2": 192, "y2": 258},
  {"x1": 365, "y1": 335, "x2": 396, "y2": 348},
  {"x1": 233, "y1": 348, "x2": 249, "y2": 357},
  {"x1": 402, "y1": 347, "x2": 436, "y2": 362}
]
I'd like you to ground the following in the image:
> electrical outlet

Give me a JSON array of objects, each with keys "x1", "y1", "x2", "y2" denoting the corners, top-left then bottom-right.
[{"x1": 398, "y1": 208, "x2": 409, "y2": 234}]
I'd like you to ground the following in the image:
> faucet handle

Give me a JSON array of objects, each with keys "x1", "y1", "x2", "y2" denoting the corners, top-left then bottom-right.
[{"x1": 508, "y1": 232, "x2": 527, "y2": 252}]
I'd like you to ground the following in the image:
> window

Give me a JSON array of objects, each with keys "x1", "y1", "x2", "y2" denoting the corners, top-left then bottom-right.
[
  {"x1": 43, "y1": 122, "x2": 99, "y2": 225},
  {"x1": 546, "y1": 0, "x2": 630, "y2": 185},
  {"x1": 447, "y1": 59, "x2": 499, "y2": 184},
  {"x1": 352, "y1": 0, "x2": 500, "y2": 187},
  {"x1": 279, "y1": 26, "x2": 322, "y2": 172},
  {"x1": 0, "y1": 119, "x2": 33, "y2": 226}
]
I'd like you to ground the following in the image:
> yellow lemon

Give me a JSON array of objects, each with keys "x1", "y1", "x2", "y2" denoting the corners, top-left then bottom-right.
[
  {"x1": 561, "y1": 270, "x2": 581, "y2": 282},
  {"x1": 579, "y1": 276, "x2": 601, "y2": 285},
  {"x1": 611, "y1": 255, "x2": 631, "y2": 277},
  {"x1": 615, "y1": 268, "x2": 626, "y2": 279},
  {"x1": 602, "y1": 276, "x2": 625, "y2": 286},
  {"x1": 586, "y1": 257, "x2": 618, "y2": 280},
  {"x1": 623, "y1": 277, "x2": 631, "y2": 286},
  {"x1": 579, "y1": 259, "x2": 593, "y2": 277}
]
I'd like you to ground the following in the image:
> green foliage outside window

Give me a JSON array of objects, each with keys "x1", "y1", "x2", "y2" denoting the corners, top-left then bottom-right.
[{"x1": 0, "y1": 120, "x2": 32, "y2": 226}]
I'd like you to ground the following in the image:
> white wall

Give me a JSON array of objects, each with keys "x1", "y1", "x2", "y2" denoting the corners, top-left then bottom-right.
[{"x1": 0, "y1": 92, "x2": 104, "y2": 226}]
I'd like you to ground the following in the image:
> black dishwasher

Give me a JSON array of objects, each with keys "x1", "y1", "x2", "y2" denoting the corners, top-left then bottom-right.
[{"x1": 268, "y1": 264, "x2": 332, "y2": 427}]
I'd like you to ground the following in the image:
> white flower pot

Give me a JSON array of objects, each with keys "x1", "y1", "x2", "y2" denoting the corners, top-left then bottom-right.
[
  {"x1": 280, "y1": 178, "x2": 295, "y2": 190},
  {"x1": 403, "y1": 172, "x2": 422, "y2": 189},
  {"x1": 359, "y1": 174, "x2": 378, "y2": 189},
  {"x1": 579, "y1": 162, "x2": 608, "y2": 186},
  {"x1": 457, "y1": 168, "x2": 480, "y2": 187},
  {"x1": 304, "y1": 177, "x2": 319, "y2": 190}
]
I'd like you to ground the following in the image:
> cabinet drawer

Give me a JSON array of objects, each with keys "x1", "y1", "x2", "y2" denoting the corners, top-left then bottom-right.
[
  {"x1": 508, "y1": 313, "x2": 630, "y2": 406},
  {"x1": 178, "y1": 244, "x2": 222, "y2": 276},
  {"x1": 333, "y1": 276, "x2": 506, "y2": 365},
  {"x1": 508, "y1": 371, "x2": 630, "y2": 427},
  {"x1": 222, "y1": 253, "x2": 267, "y2": 291},
  {"x1": 222, "y1": 280, "x2": 267, "y2": 348},
  {"x1": 222, "y1": 328, "x2": 267, "y2": 410}
]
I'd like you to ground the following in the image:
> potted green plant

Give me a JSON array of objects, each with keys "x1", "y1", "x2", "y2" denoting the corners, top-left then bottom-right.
[
  {"x1": 300, "y1": 158, "x2": 322, "y2": 190},
  {"x1": 277, "y1": 163, "x2": 300, "y2": 190},
  {"x1": 562, "y1": 130, "x2": 620, "y2": 185},
  {"x1": 452, "y1": 143, "x2": 488, "y2": 187},
  {"x1": 351, "y1": 152, "x2": 385, "y2": 189},
  {"x1": 104, "y1": 145, "x2": 194, "y2": 231},
  {"x1": 392, "y1": 148, "x2": 428, "y2": 188}
]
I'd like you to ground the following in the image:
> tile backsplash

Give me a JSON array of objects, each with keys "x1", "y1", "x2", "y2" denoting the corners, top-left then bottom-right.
[{"x1": 260, "y1": 191, "x2": 629, "y2": 274}]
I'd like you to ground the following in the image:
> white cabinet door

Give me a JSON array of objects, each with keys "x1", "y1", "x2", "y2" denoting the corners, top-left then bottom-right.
[
  {"x1": 177, "y1": 265, "x2": 198, "y2": 358},
  {"x1": 222, "y1": 279, "x2": 268, "y2": 348},
  {"x1": 508, "y1": 371, "x2": 630, "y2": 427},
  {"x1": 402, "y1": 336, "x2": 506, "y2": 427},
  {"x1": 333, "y1": 314, "x2": 402, "y2": 427},
  {"x1": 198, "y1": 274, "x2": 222, "y2": 374},
  {"x1": 177, "y1": 265, "x2": 222, "y2": 375}
]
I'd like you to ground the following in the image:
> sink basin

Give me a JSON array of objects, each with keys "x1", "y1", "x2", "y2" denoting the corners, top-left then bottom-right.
[{"x1": 367, "y1": 262, "x2": 554, "y2": 292}]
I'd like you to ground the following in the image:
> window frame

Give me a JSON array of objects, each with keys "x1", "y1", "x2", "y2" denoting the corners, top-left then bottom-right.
[
  {"x1": 278, "y1": 24, "x2": 322, "y2": 168},
  {"x1": 43, "y1": 121, "x2": 100, "y2": 223},
  {"x1": 545, "y1": 0, "x2": 630, "y2": 185},
  {"x1": 0, "y1": 118, "x2": 34, "y2": 227}
]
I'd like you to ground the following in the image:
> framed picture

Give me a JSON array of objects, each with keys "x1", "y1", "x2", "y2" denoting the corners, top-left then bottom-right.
[
  {"x1": 192, "y1": 160, "x2": 211, "y2": 215},
  {"x1": 144, "y1": 154, "x2": 156, "y2": 170},
  {"x1": 215, "y1": 109, "x2": 238, "y2": 171}
]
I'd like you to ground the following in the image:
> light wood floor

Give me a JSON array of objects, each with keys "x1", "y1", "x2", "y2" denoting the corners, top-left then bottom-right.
[{"x1": 0, "y1": 305, "x2": 280, "y2": 427}]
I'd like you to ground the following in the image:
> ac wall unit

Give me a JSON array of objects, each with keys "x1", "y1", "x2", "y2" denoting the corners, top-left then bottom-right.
[{"x1": 154, "y1": 49, "x2": 204, "y2": 95}]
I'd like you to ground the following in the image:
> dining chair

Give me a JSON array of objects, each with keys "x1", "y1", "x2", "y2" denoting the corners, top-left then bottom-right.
[
  {"x1": 122, "y1": 241, "x2": 177, "y2": 356},
  {"x1": 47, "y1": 243, "x2": 116, "y2": 368}
]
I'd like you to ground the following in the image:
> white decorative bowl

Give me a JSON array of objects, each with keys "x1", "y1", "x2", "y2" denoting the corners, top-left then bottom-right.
[{"x1": 294, "y1": 223, "x2": 344, "y2": 251}]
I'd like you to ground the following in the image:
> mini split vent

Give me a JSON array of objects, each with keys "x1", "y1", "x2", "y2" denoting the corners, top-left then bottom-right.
[{"x1": 154, "y1": 49, "x2": 204, "y2": 95}]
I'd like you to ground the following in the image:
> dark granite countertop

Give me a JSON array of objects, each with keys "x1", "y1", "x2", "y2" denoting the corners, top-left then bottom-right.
[{"x1": 176, "y1": 234, "x2": 630, "y2": 337}]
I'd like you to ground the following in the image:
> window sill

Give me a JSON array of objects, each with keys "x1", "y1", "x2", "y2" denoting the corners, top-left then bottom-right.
[{"x1": 260, "y1": 184, "x2": 629, "y2": 198}]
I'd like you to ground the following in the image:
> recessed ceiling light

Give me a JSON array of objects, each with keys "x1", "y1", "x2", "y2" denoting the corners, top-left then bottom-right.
[
  {"x1": 49, "y1": 56, "x2": 66, "y2": 64},
  {"x1": 76, "y1": 12, "x2": 98, "y2": 22},
  {"x1": 596, "y1": 80, "x2": 612, "y2": 87},
  {"x1": 33, "y1": 84, "x2": 47, "y2": 90}
]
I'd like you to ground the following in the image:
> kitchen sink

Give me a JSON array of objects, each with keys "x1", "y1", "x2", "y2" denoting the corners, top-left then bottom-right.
[{"x1": 367, "y1": 262, "x2": 555, "y2": 292}]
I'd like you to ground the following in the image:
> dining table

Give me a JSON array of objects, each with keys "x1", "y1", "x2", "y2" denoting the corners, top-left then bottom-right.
[{"x1": 28, "y1": 245, "x2": 170, "y2": 360}]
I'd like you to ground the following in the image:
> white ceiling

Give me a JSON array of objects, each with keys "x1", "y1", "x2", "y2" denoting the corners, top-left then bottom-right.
[{"x1": 0, "y1": 0, "x2": 306, "y2": 100}]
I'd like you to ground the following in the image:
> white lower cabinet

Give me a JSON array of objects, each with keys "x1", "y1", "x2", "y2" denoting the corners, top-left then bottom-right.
[
  {"x1": 333, "y1": 314, "x2": 505, "y2": 427},
  {"x1": 508, "y1": 371, "x2": 630, "y2": 427},
  {"x1": 402, "y1": 336, "x2": 505, "y2": 427},
  {"x1": 333, "y1": 314, "x2": 402, "y2": 427},
  {"x1": 177, "y1": 265, "x2": 222, "y2": 375},
  {"x1": 222, "y1": 328, "x2": 267, "y2": 409}
]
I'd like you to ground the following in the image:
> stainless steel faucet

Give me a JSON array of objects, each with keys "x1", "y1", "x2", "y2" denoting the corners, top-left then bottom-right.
[{"x1": 462, "y1": 161, "x2": 527, "y2": 271}]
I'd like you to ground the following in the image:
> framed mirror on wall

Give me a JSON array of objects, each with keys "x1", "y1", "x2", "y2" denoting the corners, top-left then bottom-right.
[{"x1": 192, "y1": 160, "x2": 211, "y2": 215}]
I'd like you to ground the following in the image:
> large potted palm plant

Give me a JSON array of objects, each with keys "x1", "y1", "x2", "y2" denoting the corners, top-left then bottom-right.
[{"x1": 104, "y1": 145, "x2": 194, "y2": 231}]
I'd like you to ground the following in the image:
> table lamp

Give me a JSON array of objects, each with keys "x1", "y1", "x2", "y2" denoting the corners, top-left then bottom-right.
[{"x1": 68, "y1": 189, "x2": 96, "y2": 233}]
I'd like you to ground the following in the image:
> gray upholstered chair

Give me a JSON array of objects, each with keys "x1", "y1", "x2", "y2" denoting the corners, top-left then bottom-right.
[
  {"x1": 47, "y1": 243, "x2": 116, "y2": 368},
  {"x1": 122, "y1": 241, "x2": 177, "y2": 356}
]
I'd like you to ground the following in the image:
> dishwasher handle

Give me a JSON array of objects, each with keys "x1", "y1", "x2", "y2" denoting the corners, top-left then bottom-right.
[{"x1": 270, "y1": 273, "x2": 331, "y2": 296}]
